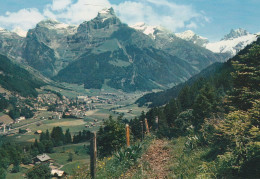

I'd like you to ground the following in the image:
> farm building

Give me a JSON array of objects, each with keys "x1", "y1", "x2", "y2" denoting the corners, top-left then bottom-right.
[
  {"x1": 34, "y1": 130, "x2": 43, "y2": 134},
  {"x1": 34, "y1": 154, "x2": 53, "y2": 164},
  {"x1": 51, "y1": 169, "x2": 67, "y2": 178}
]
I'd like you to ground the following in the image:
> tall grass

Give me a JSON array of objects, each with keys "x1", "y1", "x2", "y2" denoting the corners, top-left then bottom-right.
[{"x1": 72, "y1": 135, "x2": 154, "y2": 179}]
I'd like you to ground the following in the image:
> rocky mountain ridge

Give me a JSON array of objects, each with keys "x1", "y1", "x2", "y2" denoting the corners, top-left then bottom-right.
[{"x1": 0, "y1": 8, "x2": 226, "y2": 92}]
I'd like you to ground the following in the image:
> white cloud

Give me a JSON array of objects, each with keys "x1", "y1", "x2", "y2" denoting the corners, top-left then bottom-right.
[
  {"x1": 44, "y1": 0, "x2": 111, "y2": 24},
  {"x1": 0, "y1": 8, "x2": 45, "y2": 30},
  {"x1": 113, "y1": 0, "x2": 205, "y2": 32},
  {"x1": 186, "y1": 22, "x2": 198, "y2": 29},
  {"x1": 51, "y1": 0, "x2": 72, "y2": 11},
  {"x1": 0, "y1": 0, "x2": 208, "y2": 33}
]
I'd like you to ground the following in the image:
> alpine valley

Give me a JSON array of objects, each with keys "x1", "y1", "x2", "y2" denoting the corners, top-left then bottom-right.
[
  {"x1": 0, "y1": 7, "x2": 250, "y2": 92},
  {"x1": 0, "y1": 4, "x2": 259, "y2": 179}
]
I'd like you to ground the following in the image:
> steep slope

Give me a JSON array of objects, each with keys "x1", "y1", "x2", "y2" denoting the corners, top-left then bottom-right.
[
  {"x1": 131, "y1": 23, "x2": 227, "y2": 71},
  {"x1": 55, "y1": 18, "x2": 196, "y2": 91},
  {"x1": 0, "y1": 28, "x2": 24, "y2": 62},
  {"x1": 0, "y1": 54, "x2": 44, "y2": 97},
  {"x1": 136, "y1": 62, "x2": 229, "y2": 107},
  {"x1": 137, "y1": 37, "x2": 260, "y2": 107},
  {"x1": 23, "y1": 19, "x2": 78, "y2": 77}
]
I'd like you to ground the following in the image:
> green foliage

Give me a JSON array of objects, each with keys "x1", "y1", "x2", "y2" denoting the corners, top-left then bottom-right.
[
  {"x1": 20, "y1": 106, "x2": 34, "y2": 118},
  {"x1": 26, "y1": 163, "x2": 51, "y2": 179},
  {"x1": 97, "y1": 116, "x2": 126, "y2": 157},
  {"x1": 0, "y1": 54, "x2": 44, "y2": 97},
  {"x1": 11, "y1": 164, "x2": 20, "y2": 173},
  {"x1": 73, "y1": 130, "x2": 91, "y2": 143},
  {"x1": 192, "y1": 84, "x2": 218, "y2": 130},
  {"x1": 164, "y1": 99, "x2": 179, "y2": 127},
  {"x1": 228, "y1": 42, "x2": 260, "y2": 111},
  {"x1": 114, "y1": 144, "x2": 142, "y2": 168},
  {"x1": 174, "y1": 109, "x2": 193, "y2": 135},
  {"x1": 0, "y1": 167, "x2": 7, "y2": 179},
  {"x1": 198, "y1": 38, "x2": 260, "y2": 178},
  {"x1": 141, "y1": 37, "x2": 260, "y2": 178},
  {"x1": 9, "y1": 106, "x2": 34, "y2": 120},
  {"x1": 168, "y1": 137, "x2": 211, "y2": 179},
  {"x1": 136, "y1": 62, "x2": 230, "y2": 107},
  {"x1": 51, "y1": 126, "x2": 65, "y2": 146},
  {"x1": 8, "y1": 107, "x2": 20, "y2": 120},
  {"x1": 68, "y1": 152, "x2": 73, "y2": 162},
  {"x1": 0, "y1": 95, "x2": 8, "y2": 112},
  {"x1": 65, "y1": 129, "x2": 72, "y2": 144}
]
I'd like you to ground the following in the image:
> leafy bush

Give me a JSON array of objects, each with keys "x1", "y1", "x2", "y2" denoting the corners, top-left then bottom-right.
[
  {"x1": 26, "y1": 163, "x2": 51, "y2": 179},
  {"x1": 114, "y1": 144, "x2": 142, "y2": 168}
]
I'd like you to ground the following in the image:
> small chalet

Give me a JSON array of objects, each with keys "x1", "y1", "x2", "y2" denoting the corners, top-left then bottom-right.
[
  {"x1": 34, "y1": 154, "x2": 53, "y2": 164},
  {"x1": 16, "y1": 116, "x2": 26, "y2": 123},
  {"x1": 51, "y1": 169, "x2": 67, "y2": 178},
  {"x1": 34, "y1": 130, "x2": 42, "y2": 134}
]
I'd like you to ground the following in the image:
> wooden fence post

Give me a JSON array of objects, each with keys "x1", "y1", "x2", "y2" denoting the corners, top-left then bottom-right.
[
  {"x1": 140, "y1": 120, "x2": 144, "y2": 141},
  {"x1": 126, "y1": 124, "x2": 130, "y2": 147},
  {"x1": 90, "y1": 132, "x2": 97, "y2": 179},
  {"x1": 145, "y1": 118, "x2": 150, "y2": 134},
  {"x1": 155, "y1": 116, "x2": 159, "y2": 130}
]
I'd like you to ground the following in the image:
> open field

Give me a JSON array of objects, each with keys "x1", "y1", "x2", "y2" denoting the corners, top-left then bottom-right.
[
  {"x1": 6, "y1": 142, "x2": 90, "y2": 178},
  {"x1": 49, "y1": 142, "x2": 90, "y2": 174},
  {"x1": 47, "y1": 120, "x2": 86, "y2": 127},
  {"x1": 6, "y1": 165, "x2": 31, "y2": 179},
  {"x1": 3, "y1": 82, "x2": 149, "y2": 178}
]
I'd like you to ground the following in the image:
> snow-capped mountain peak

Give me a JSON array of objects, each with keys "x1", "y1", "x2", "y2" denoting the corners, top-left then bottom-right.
[
  {"x1": 206, "y1": 28, "x2": 257, "y2": 56},
  {"x1": 96, "y1": 7, "x2": 116, "y2": 21},
  {"x1": 98, "y1": 7, "x2": 115, "y2": 15},
  {"x1": 130, "y1": 22, "x2": 157, "y2": 37},
  {"x1": 130, "y1": 22, "x2": 168, "y2": 39},
  {"x1": 175, "y1": 30, "x2": 208, "y2": 46},
  {"x1": 36, "y1": 19, "x2": 78, "y2": 35},
  {"x1": 38, "y1": 19, "x2": 70, "y2": 29},
  {"x1": 176, "y1": 30, "x2": 195, "y2": 40},
  {"x1": 12, "y1": 27, "x2": 27, "y2": 37},
  {"x1": 222, "y1": 28, "x2": 249, "y2": 40}
]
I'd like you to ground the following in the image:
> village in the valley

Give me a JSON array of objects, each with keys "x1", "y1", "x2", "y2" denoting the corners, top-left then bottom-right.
[{"x1": 0, "y1": 86, "x2": 145, "y2": 178}]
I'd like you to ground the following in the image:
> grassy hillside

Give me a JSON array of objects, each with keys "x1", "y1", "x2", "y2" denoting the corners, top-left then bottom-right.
[{"x1": 0, "y1": 54, "x2": 44, "y2": 97}]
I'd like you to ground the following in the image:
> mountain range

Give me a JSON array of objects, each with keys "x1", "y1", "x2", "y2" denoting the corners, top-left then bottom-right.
[
  {"x1": 0, "y1": 8, "x2": 256, "y2": 92},
  {"x1": 175, "y1": 28, "x2": 259, "y2": 56}
]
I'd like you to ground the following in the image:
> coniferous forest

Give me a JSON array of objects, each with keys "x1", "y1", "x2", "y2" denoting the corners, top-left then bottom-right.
[{"x1": 135, "y1": 37, "x2": 260, "y2": 177}]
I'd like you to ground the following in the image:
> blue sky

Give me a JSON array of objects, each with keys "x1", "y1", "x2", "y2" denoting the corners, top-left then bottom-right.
[{"x1": 0, "y1": 0, "x2": 259, "y2": 41}]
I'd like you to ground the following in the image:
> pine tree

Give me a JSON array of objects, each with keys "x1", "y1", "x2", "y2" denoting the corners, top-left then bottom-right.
[
  {"x1": 164, "y1": 99, "x2": 179, "y2": 127},
  {"x1": 45, "y1": 130, "x2": 50, "y2": 140},
  {"x1": 65, "y1": 129, "x2": 72, "y2": 144},
  {"x1": 229, "y1": 42, "x2": 260, "y2": 111},
  {"x1": 178, "y1": 85, "x2": 192, "y2": 110}
]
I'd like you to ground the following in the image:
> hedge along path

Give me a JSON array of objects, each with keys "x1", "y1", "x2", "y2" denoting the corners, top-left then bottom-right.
[{"x1": 122, "y1": 139, "x2": 171, "y2": 179}]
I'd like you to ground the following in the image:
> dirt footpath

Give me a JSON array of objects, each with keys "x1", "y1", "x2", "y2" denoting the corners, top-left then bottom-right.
[{"x1": 142, "y1": 139, "x2": 171, "y2": 178}]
